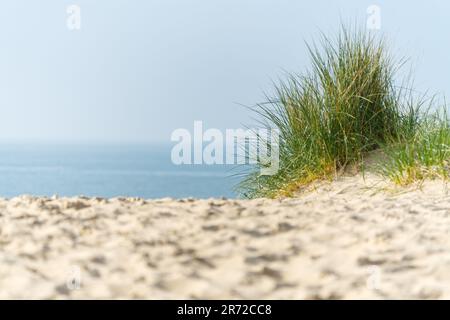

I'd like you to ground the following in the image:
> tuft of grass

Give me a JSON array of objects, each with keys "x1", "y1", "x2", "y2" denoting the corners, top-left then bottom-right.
[
  {"x1": 379, "y1": 110, "x2": 450, "y2": 185},
  {"x1": 238, "y1": 25, "x2": 449, "y2": 198}
]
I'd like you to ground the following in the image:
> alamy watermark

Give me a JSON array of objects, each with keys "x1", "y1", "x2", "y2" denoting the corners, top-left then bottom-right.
[
  {"x1": 366, "y1": 4, "x2": 381, "y2": 30},
  {"x1": 67, "y1": 5, "x2": 81, "y2": 31},
  {"x1": 366, "y1": 265, "x2": 382, "y2": 290},
  {"x1": 171, "y1": 121, "x2": 280, "y2": 175},
  {"x1": 66, "y1": 265, "x2": 82, "y2": 290}
]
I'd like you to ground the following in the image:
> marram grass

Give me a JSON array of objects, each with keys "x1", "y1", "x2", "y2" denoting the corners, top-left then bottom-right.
[
  {"x1": 379, "y1": 110, "x2": 450, "y2": 185},
  {"x1": 238, "y1": 26, "x2": 450, "y2": 198}
]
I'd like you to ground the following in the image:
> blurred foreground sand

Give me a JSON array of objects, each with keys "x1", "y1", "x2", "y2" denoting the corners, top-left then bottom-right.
[{"x1": 0, "y1": 174, "x2": 449, "y2": 299}]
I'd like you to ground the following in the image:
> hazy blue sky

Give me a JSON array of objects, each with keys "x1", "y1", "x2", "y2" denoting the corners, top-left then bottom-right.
[{"x1": 0, "y1": 0, "x2": 448, "y2": 143}]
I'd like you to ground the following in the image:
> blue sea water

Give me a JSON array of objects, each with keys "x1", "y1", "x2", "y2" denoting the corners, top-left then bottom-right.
[{"x1": 0, "y1": 144, "x2": 244, "y2": 199}]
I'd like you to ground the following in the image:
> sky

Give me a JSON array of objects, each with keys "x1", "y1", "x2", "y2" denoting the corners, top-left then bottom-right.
[{"x1": 0, "y1": 0, "x2": 449, "y2": 143}]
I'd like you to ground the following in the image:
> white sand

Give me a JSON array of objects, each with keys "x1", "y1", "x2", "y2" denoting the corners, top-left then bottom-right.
[{"x1": 0, "y1": 174, "x2": 449, "y2": 299}]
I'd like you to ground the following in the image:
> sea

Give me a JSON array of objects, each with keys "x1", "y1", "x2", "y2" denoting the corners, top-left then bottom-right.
[{"x1": 0, "y1": 144, "x2": 244, "y2": 199}]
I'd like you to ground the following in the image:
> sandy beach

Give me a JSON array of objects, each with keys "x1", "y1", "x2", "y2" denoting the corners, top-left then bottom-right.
[{"x1": 0, "y1": 174, "x2": 449, "y2": 299}]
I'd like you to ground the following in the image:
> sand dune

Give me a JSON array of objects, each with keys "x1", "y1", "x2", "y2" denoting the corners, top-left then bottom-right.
[{"x1": 0, "y1": 174, "x2": 449, "y2": 299}]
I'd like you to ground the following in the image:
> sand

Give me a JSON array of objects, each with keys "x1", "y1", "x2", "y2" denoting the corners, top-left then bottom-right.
[{"x1": 0, "y1": 174, "x2": 449, "y2": 299}]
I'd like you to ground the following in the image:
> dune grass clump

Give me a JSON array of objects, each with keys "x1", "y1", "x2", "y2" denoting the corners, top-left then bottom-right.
[
  {"x1": 238, "y1": 26, "x2": 450, "y2": 198},
  {"x1": 379, "y1": 111, "x2": 450, "y2": 185}
]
